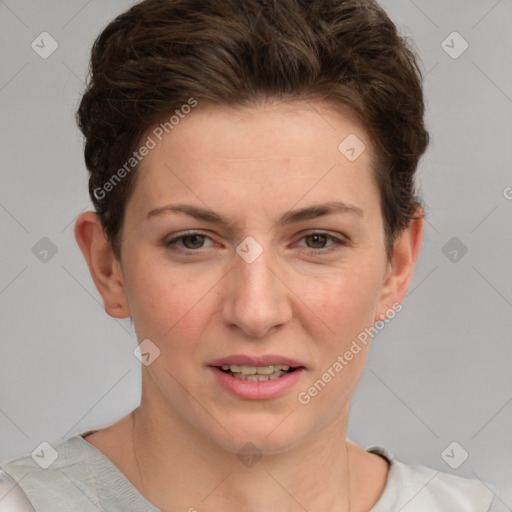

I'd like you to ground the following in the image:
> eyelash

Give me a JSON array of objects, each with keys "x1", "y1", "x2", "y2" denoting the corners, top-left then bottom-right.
[{"x1": 164, "y1": 230, "x2": 349, "y2": 256}]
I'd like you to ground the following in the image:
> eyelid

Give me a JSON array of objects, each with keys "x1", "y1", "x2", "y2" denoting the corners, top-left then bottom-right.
[
  {"x1": 164, "y1": 229, "x2": 350, "y2": 254},
  {"x1": 164, "y1": 230, "x2": 215, "y2": 248},
  {"x1": 293, "y1": 230, "x2": 349, "y2": 253},
  {"x1": 296, "y1": 229, "x2": 346, "y2": 240}
]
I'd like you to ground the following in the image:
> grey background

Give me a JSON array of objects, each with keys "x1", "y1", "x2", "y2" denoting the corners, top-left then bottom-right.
[{"x1": 1, "y1": 0, "x2": 511, "y2": 506}]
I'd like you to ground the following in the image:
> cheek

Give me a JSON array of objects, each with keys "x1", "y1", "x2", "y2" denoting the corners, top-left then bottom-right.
[
  {"x1": 122, "y1": 242, "x2": 384, "y2": 350},
  {"x1": 124, "y1": 260, "x2": 219, "y2": 344},
  {"x1": 295, "y1": 265, "x2": 382, "y2": 342},
  {"x1": 296, "y1": 271, "x2": 380, "y2": 413}
]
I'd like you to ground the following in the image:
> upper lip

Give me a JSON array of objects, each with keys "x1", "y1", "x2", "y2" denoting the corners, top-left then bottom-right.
[{"x1": 208, "y1": 354, "x2": 305, "y2": 368}]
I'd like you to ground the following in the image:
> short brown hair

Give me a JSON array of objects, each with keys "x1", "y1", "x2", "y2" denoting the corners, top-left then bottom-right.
[{"x1": 77, "y1": 0, "x2": 429, "y2": 261}]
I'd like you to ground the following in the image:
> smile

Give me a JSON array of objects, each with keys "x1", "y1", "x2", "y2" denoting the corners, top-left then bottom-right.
[{"x1": 219, "y1": 364, "x2": 297, "y2": 381}]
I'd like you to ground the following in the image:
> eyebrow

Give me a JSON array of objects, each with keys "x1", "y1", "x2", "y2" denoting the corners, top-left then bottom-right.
[{"x1": 146, "y1": 201, "x2": 364, "y2": 227}]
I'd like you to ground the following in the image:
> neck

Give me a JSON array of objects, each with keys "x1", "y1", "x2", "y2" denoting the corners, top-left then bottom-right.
[{"x1": 130, "y1": 399, "x2": 352, "y2": 512}]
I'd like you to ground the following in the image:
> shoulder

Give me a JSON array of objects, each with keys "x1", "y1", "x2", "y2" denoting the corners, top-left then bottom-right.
[
  {"x1": 366, "y1": 444, "x2": 498, "y2": 512},
  {"x1": 0, "y1": 433, "x2": 158, "y2": 512},
  {"x1": 0, "y1": 435, "x2": 103, "y2": 511},
  {"x1": 0, "y1": 468, "x2": 36, "y2": 511}
]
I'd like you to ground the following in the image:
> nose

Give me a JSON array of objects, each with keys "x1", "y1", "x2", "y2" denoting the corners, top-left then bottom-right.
[{"x1": 221, "y1": 244, "x2": 293, "y2": 338}]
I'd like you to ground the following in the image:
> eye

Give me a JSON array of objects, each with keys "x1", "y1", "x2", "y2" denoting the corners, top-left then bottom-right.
[
  {"x1": 164, "y1": 230, "x2": 349, "y2": 256},
  {"x1": 295, "y1": 232, "x2": 348, "y2": 256},
  {"x1": 164, "y1": 231, "x2": 215, "y2": 252}
]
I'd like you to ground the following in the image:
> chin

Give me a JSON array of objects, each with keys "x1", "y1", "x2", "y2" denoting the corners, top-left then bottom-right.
[{"x1": 203, "y1": 414, "x2": 307, "y2": 457}]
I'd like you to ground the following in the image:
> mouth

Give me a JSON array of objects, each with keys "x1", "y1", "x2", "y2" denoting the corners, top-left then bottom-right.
[
  {"x1": 216, "y1": 364, "x2": 299, "y2": 381},
  {"x1": 207, "y1": 356, "x2": 306, "y2": 399}
]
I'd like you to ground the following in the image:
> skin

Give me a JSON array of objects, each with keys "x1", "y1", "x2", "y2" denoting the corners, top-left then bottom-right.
[{"x1": 74, "y1": 99, "x2": 423, "y2": 511}]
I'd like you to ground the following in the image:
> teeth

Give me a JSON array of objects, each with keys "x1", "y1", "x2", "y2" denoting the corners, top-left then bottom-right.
[
  {"x1": 230, "y1": 370, "x2": 288, "y2": 381},
  {"x1": 221, "y1": 364, "x2": 291, "y2": 375}
]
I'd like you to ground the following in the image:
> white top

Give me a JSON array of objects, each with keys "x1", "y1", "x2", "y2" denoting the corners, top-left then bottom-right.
[{"x1": 0, "y1": 433, "x2": 501, "y2": 511}]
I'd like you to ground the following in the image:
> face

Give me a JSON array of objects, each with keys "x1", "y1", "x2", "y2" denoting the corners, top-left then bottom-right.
[{"x1": 109, "y1": 100, "x2": 403, "y2": 454}]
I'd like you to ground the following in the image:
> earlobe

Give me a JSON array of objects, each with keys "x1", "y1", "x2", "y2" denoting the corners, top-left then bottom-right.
[
  {"x1": 74, "y1": 211, "x2": 131, "y2": 319},
  {"x1": 375, "y1": 211, "x2": 424, "y2": 322}
]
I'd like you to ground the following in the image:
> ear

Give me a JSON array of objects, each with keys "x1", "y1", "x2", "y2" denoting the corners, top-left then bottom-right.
[
  {"x1": 375, "y1": 209, "x2": 424, "y2": 322},
  {"x1": 74, "y1": 211, "x2": 131, "y2": 318}
]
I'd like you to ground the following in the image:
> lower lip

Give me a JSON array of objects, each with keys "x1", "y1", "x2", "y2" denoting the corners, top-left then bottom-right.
[{"x1": 208, "y1": 366, "x2": 305, "y2": 400}]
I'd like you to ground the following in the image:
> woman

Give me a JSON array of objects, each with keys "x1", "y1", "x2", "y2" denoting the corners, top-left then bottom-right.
[{"x1": 0, "y1": 0, "x2": 500, "y2": 510}]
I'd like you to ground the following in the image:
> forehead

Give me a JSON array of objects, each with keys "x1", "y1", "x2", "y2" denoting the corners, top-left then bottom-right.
[
  {"x1": 127, "y1": 100, "x2": 379, "y2": 220},
  {"x1": 149, "y1": 100, "x2": 370, "y2": 160}
]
